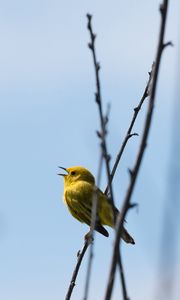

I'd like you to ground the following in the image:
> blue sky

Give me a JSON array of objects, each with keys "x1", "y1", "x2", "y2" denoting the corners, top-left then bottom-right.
[{"x1": 0, "y1": 1, "x2": 180, "y2": 300}]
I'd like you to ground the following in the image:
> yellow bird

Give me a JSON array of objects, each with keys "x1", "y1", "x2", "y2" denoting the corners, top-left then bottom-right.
[{"x1": 58, "y1": 166, "x2": 135, "y2": 244}]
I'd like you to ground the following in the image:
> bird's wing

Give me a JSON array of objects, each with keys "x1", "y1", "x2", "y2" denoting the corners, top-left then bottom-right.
[
  {"x1": 77, "y1": 199, "x2": 109, "y2": 237},
  {"x1": 65, "y1": 186, "x2": 109, "y2": 237},
  {"x1": 64, "y1": 191, "x2": 89, "y2": 223},
  {"x1": 99, "y1": 190, "x2": 127, "y2": 227},
  {"x1": 65, "y1": 186, "x2": 93, "y2": 224}
]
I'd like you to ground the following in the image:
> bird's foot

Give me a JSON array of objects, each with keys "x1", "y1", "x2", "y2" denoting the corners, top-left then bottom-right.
[{"x1": 84, "y1": 231, "x2": 94, "y2": 245}]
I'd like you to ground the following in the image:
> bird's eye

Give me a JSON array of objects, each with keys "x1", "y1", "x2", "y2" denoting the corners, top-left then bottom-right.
[{"x1": 71, "y1": 171, "x2": 76, "y2": 175}]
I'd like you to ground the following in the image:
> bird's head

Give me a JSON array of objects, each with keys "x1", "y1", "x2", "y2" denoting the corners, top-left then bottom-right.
[{"x1": 58, "y1": 166, "x2": 95, "y2": 187}]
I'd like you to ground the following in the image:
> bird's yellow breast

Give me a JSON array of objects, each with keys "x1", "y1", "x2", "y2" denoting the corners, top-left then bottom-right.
[
  {"x1": 63, "y1": 180, "x2": 114, "y2": 227},
  {"x1": 63, "y1": 180, "x2": 95, "y2": 224},
  {"x1": 64, "y1": 180, "x2": 94, "y2": 203}
]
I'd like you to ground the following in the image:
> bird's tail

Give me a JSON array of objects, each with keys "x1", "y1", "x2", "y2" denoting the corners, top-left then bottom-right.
[
  {"x1": 113, "y1": 208, "x2": 135, "y2": 244},
  {"x1": 121, "y1": 227, "x2": 135, "y2": 244}
]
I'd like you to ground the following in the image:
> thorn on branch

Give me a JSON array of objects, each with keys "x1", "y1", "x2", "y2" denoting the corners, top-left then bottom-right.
[
  {"x1": 129, "y1": 202, "x2": 138, "y2": 210},
  {"x1": 96, "y1": 130, "x2": 102, "y2": 138},
  {"x1": 77, "y1": 250, "x2": 81, "y2": 257},
  {"x1": 103, "y1": 115, "x2": 109, "y2": 126},
  {"x1": 92, "y1": 33, "x2": 96, "y2": 42},
  {"x1": 128, "y1": 168, "x2": 134, "y2": 177},
  {"x1": 132, "y1": 132, "x2": 139, "y2": 137},
  {"x1": 144, "y1": 90, "x2": 149, "y2": 98},
  {"x1": 95, "y1": 92, "x2": 100, "y2": 103},
  {"x1": 134, "y1": 106, "x2": 139, "y2": 113},
  {"x1": 86, "y1": 14, "x2": 92, "y2": 28},
  {"x1": 71, "y1": 281, "x2": 76, "y2": 288},
  {"x1": 128, "y1": 132, "x2": 139, "y2": 139},
  {"x1": 88, "y1": 42, "x2": 93, "y2": 50},
  {"x1": 96, "y1": 62, "x2": 100, "y2": 71},
  {"x1": 86, "y1": 13, "x2": 92, "y2": 20},
  {"x1": 159, "y1": 3, "x2": 165, "y2": 15},
  {"x1": 102, "y1": 104, "x2": 110, "y2": 129},
  {"x1": 163, "y1": 41, "x2": 174, "y2": 49}
]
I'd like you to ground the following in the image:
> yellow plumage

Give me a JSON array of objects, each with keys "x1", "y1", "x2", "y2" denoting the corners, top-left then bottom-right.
[{"x1": 59, "y1": 166, "x2": 135, "y2": 244}]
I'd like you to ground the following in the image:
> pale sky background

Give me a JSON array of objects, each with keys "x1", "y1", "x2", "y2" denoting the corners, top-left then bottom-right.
[{"x1": 0, "y1": 1, "x2": 180, "y2": 300}]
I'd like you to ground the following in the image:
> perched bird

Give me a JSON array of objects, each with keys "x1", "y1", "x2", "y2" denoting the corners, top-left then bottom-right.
[{"x1": 58, "y1": 166, "x2": 135, "y2": 244}]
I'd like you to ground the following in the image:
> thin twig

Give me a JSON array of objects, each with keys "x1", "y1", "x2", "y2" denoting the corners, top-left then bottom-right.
[
  {"x1": 83, "y1": 154, "x2": 103, "y2": 300},
  {"x1": 87, "y1": 14, "x2": 129, "y2": 300},
  {"x1": 117, "y1": 249, "x2": 129, "y2": 300},
  {"x1": 87, "y1": 14, "x2": 115, "y2": 211},
  {"x1": 65, "y1": 15, "x2": 115, "y2": 300},
  {"x1": 104, "y1": 69, "x2": 152, "y2": 195},
  {"x1": 65, "y1": 241, "x2": 89, "y2": 300},
  {"x1": 104, "y1": 1, "x2": 170, "y2": 299}
]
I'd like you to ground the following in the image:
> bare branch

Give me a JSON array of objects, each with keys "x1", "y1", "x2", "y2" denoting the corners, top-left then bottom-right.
[
  {"x1": 104, "y1": 1, "x2": 170, "y2": 299},
  {"x1": 104, "y1": 67, "x2": 153, "y2": 195},
  {"x1": 86, "y1": 14, "x2": 115, "y2": 210},
  {"x1": 65, "y1": 15, "x2": 114, "y2": 300},
  {"x1": 86, "y1": 14, "x2": 129, "y2": 300},
  {"x1": 83, "y1": 155, "x2": 103, "y2": 300},
  {"x1": 117, "y1": 250, "x2": 129, "y2": 300},
  {"x1": 65, "y1": 240, "x2": 89, "y2": 300}
]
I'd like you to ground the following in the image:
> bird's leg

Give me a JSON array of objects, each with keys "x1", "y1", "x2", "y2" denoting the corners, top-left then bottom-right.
[{"x1": 84, "y1": 230, "x2": 94, "y2": 245}]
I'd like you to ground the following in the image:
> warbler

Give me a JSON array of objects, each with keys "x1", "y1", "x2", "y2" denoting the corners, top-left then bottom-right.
[{"x1": 58, "y1": 166, "x2": 135, "y2": 244}]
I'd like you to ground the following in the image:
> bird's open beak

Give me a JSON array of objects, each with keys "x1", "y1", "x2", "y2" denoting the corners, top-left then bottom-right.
[{"x1": 57, "y1": 166, "x2": 68, "y2": 176}]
